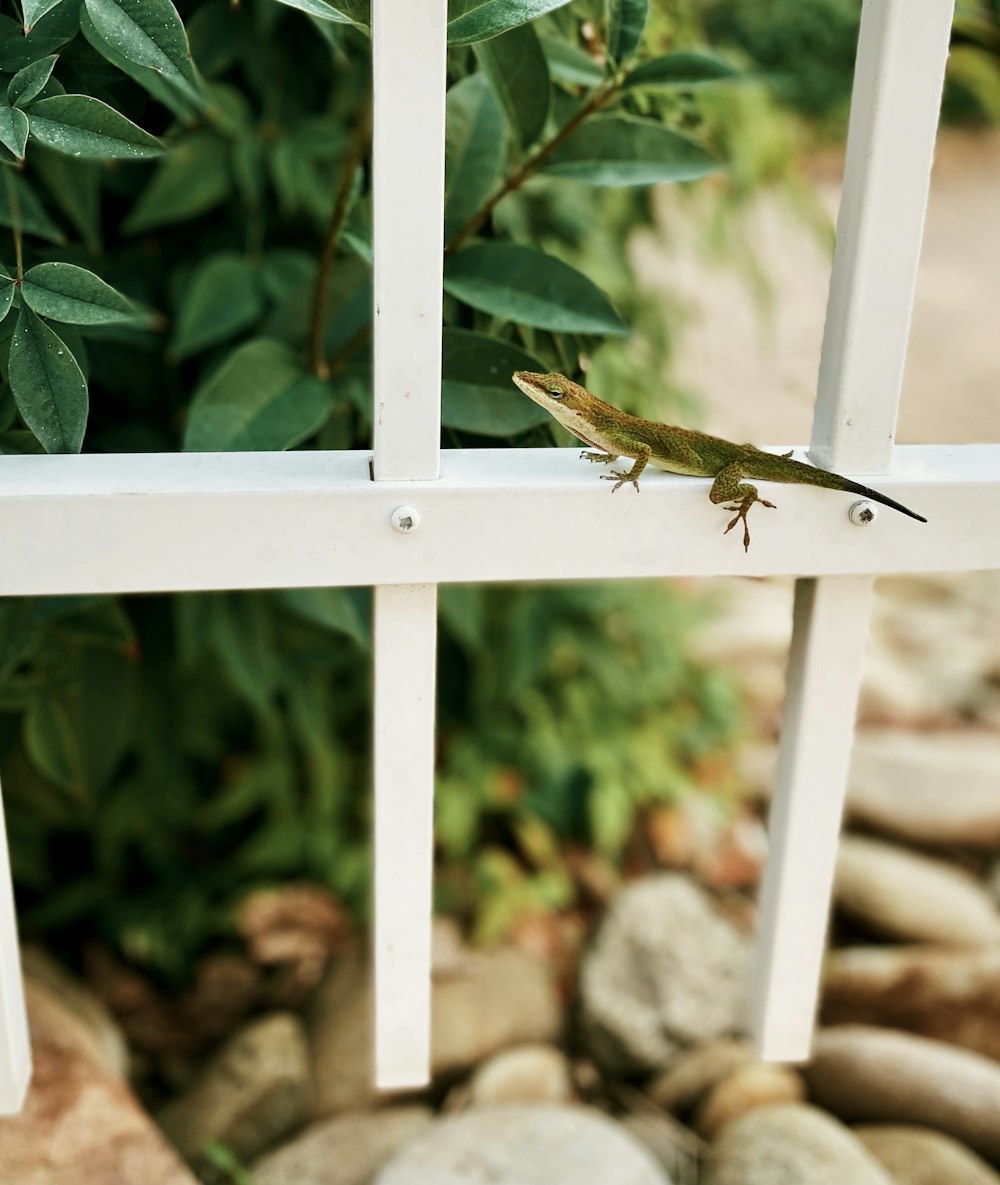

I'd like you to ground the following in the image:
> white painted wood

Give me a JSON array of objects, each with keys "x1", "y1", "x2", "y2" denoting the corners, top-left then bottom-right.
[
  {"x1": 0, "y1": 778, "x2": 30, "y2": 1114},
  {"x1": 371, "y1": 0, "x2": 447, "y2": 480},
  {"x1": 753, "y1": 0, "x2": 955, "y2": 1061},
  {"x1": 812, "y1": 0, "x2": 956, "y2": 474},
  {"x1": 0, "y1": 446, "x2": 993, "y2": 595},
  {"x1": 373, "y1": 583, "x2": 438, "y2": 1087}
]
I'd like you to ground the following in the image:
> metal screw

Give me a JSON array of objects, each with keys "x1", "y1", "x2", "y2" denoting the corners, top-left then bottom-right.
[
  {"x1": 390, "y1": 505, "x2": 421, "y2": 534},
  {"x1": 849, "y1": 500, "x2": 878, "y2": 526}
]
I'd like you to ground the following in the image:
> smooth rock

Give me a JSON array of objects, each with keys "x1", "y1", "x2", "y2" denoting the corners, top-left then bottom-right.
[
  {"x1": 702, "y1": 1103, "x2": 894, "y2": 1185},
  {"x1": 621, "y1": 1109, "x2": 702, "y2": 1185},
  {"x1": 0, "y1": 977, "x2": 198, "y2": 1185},
  {"x1": 847, "y1": 730, "x2": 1000, "y2": 846},
  {"x1": 822, "y1": 945, "x2": 1000, "y2": 1060},
  {"x1": 580, "y1": 874, "x2": 749, "y2": 1074},
  {"x1": 157, "y1": 1012, "x2": 312, "y2": 1164},
  {"x1": 374, "y1": 1104, "x2": 672, "y2": 1185},
  {"x1": 252, "y1": 1106, "x2": 432, "y2": 1185},
  {"x1": 694, "y1": 1062, "x2": 806, "y2": 1138},
  {"x1": 466, "y1": 1044, "x2": 574, "y2": 1106},
  {"x1": 804, "y1": 1025, "x2": 1000, "y2": 1163},
  {"x1": 856, "y1": 1125, "x2": 1000, "y2": 1185},
  {"x1": 834, "y1": 835, "x2": 1000, "y2": 945},
  {"x1": 646, "y1": 1039, "x2": 755, "y2": 1113}
]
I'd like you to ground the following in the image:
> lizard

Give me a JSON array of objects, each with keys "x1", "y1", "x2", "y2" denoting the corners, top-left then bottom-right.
[{"x1": 512, "y1": 370, "x2": 926, "y2": 552}]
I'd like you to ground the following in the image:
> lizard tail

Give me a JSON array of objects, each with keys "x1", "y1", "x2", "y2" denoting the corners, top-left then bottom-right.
[
  {"x1": 753, "y1": 455, "x2": 927, "y2": 522},
  {"x1": 836, "y1": 476, "x2": 927, "y2": 523}
]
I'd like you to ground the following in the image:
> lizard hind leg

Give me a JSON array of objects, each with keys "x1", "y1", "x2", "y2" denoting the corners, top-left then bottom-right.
[{"x1": 709, "y1": 463, "x2": 776, "y2": 552}]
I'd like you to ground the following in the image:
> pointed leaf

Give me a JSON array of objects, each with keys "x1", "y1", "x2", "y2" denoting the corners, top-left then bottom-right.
[
  {"x1": 445, "y1": 242, "x2": 627, "y2": 335},
  {"x1": 441, "y1": 327, "x2": 549, "y2": 435},
  {"x1": 447, "y1": 0, "x2": 574, "y2": 46},
  {"x1": 474, "y1": 23, "x2": 550, "y2": 150},
  {"x1": 20, "y1": 262, "x2": 137, "y2": 325},
  {"x1": 124, "y1": 131, "x2": 230, "y2": 233},
  {"x1": 444, "y1": 73, "x2": 506, "y2": 242},
  {"x1": 26, "y1": 94, "x2": 163, "y2": 159},
  {"x1": 8, "y1": 308, "x2": 88, "y2": 453},
  {"x1": 542, "y1": 114, "x2": 720, "y2": 185},
  {"x1": 0, "y1": 171, "x2": 64, "y2": 242},
  {"x1": 0, "y1": 262, "x2": 15, "y2": 324},
  {"x1": 171, "y1": 253, "x2": 263, "y2": 360},
  {"x1": 0, "y1": 4, "x2": 78, "y2": 71},
  {"x1": 0, "y1": 106, "x2": 29, "y2": 158},
  {"x1": 21, "y1": 0, "x2": 66, "y2": 32},
  {"x1": 607, "y1": 0, "x2": 647, "y2": 62},
  {"x1": 541, "y1": 36, "x2": 605, "y2": 87},
  {"x1": 7, "y1": 55, "x2": 58, "y2": 107},
  {"x1": 623, "y1": 52, "x2": 740, "y2": 90},
  {"x1": 31, "y1": 145, "x2": 102, "y2": 251},
  {"x1": 183, "y1": 338, "x2": 332, "y2": 451},
  {"x1": 83, "y1": 0, "x2": 200, "y2": 101},
  {"x1": 272, "y1": 0, "x2": 363, "y2": 23}
]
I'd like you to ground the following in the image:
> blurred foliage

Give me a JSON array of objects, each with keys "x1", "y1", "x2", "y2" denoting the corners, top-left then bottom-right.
[{"x1": 0, "y1": 0, "x2": 754, "y2": 979}]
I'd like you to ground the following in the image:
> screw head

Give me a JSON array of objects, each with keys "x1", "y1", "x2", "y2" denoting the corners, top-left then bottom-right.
[
  {"x1": 390, "y1": 505, "x2": 421, "y2": 534},
  {"x1": 849, "y1": 500, "x2": 878, "y2": 526}
]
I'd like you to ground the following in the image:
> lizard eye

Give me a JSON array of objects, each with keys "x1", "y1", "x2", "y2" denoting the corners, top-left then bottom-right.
[{"x1": 546, "y1": 385, "x2": 565, "y2": 398}]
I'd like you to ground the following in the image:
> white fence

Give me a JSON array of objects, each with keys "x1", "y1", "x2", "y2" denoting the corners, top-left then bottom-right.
[{"x1": 1, "y1": 0, "x2": 997, "y2": 1111}]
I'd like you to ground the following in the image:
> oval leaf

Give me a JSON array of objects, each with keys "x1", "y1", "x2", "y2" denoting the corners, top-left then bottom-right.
[
  {"x1": 0, "y1": 105, "x2": 29, "y2": 158},
  {"x1": 26, "y1": 94, "x2": 163, "y2": 159},
  {"x1": 445, "y1": 242, "x2": 627, "y2": 336},
  {"x1": 9, "y1": 308, "x2": 88, "y2": 453},
  {"x1": 171, "y1": 253, "x2": 263, "y2": 360},
  {"x1": 0, "y1": 2, "x2": 77, "y2": 70},
  {"x1": 0, "y1": 262, "x2": 15, "y2": 323},
  {"x1": 7, "y1": 55, "x2": 58, "y2": 107},
  {"x1": 623, "y1": 52, "x2": 740, "y2": 90},
  {"x1": 442, "y1": 327, "x2": 549, "y2": 435},
  {"x1": 123, "y1": 130, "x2": 230, "y2": 234},
  {"x1": 444, "y1": 73, "x2": 506, "y2": 243},
  {"x1": 183, "y1": 338, "x2": 332, "y2": 451},
  {"x1": 272, "y1": 0, "x2": 361, "y2": 23},
  {"x1": 607, "y1": 0, "x2": 647, "y2": 62},
  {"x1": 474, "y1": 23, "x2": 550, "y2": 150},
  {"x1": 21, "y1": 262, "x2": 137, "y2": 325},
  {"x1": 541, "y1": 36, "x2": 605, "y2": 87},
  {"x1": 83, "y1": 0, "x2": 200, "y2": 100},
  {"x1": 542, "y1": 114, "x2": 720, "y2": 185},
  {"x1": 448, "y1": 0, "x2": 574, "y2": 46}
]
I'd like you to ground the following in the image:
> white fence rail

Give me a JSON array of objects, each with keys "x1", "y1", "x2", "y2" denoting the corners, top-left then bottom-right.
[{"x1": 0, "y1": 0, "x2": 988, "y2": 1110}]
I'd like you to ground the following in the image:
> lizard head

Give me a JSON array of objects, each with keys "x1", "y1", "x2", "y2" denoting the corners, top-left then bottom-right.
[{"x1": 511, "y1": 370, "x2": 600, "y2": 424}]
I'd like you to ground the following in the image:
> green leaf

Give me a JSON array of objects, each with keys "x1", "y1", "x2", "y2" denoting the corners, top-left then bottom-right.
[
  {"x1": 20, "y1": 263, "x2": 137, "y2": 325},
  {"x1": 278, "y1": 587, "x2": 370, "y2": 648},
  {"x1": 0, "y1": 171, "x2": 64, "y2": 243},
  {"x1": 26, "y1": 94, "x2": 163, "y2": 160},
  {"x1": 441, "y1": 328, "x2": 549, "y2": 435},
  {"x1": 0, "y1": 105, "x2": 29, "y2": 158},
  {"x1": 21, "y1": 0, "x2": 66, "y2": 32},
  {"x1": 623, "y1": 52, "x2": 740, "y2": 90},
  {"x1": 542, "y1": 114, "x2": 720, "y2": 185},
  {"x1": 83, "y1": 0, "x2": 200, "y2": 102},
  {"x1": 183, "y1": 339, "x2": 333, "y2": 451},
  {"x1": 541, "y1": 36, "x2": 605, "y2": 87},
  {"x1": 31, "y1": 145, "x2": 102, "y2": 251},
  {"x1": 7, "y1": 55, "x2": 58, "y2": 107},
  {"x1": 444, "y1": 242, "x2": 627, "y2": 335},
  {"x1": 171, "y1": 253, "x2": 263, "y2": 360},
  {"x1": 474, "y1": 23, "x2": 550, "y2": 151},
  {"x1": 444, "y1": 73, "x2": 506, "y2": 243},
  {"x1": 272, "y1": 0, "x2": 366, "y2": 24},
  {"x1": 606, "y1": 0, "x2": 647, "y2": 63},
  {"x1": 124, "y1": 132, "x2": 230, "y2": 233},
  {"x1": 0, "y1": 5, "x2": 79, "y2": 71},
  {"x1": 0, "y1": 262, "x2": 15, "y2": 324},
  {"x1": 8, "y1": 308, "x2": 88, "y2": 453},
  {"x1": 447, "y1": 0, "x2": 574, "y2": 45}
]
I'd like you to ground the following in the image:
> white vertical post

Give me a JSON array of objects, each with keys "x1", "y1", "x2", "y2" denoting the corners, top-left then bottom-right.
[
  {"x1": 370, "y1": 0, "x2": 447, "y2": 1087},
  {"x1": 0, "y1": 778, "x2": 31, "y2": 1114},
  {"x1": 752, "y1": 0, "x2": 955, "y2": 1061}
]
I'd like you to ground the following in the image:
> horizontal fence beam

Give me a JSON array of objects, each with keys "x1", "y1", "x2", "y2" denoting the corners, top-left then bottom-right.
[{"x1": 0, "y1": 446, "x2": 995, "y2": 595}]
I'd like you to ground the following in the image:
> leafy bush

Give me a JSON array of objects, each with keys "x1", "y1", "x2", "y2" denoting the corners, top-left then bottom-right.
[{"x1": 0, "y1": 0, "x2": 746, "y2": 977}]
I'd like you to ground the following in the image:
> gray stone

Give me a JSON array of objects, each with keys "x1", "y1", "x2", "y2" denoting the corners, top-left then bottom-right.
[
  {"x1": 580, "y1": 875, "x2": 750, "y2": 1074},
  {"x1": 847, "y1": 730, "x2": 1000, "y2": 847},
  {"x1": 702, "y1": 1103, "x2": 894, "y2": 1185},
  {"x1": 252, "y1": 1106, "x2": 432, "y2": 1185},
  {"x1": 804, "y1": 1025, "x2": 1000, "y2": 1163},
  {"x1": 157, "y1": 1012, "x2": 313, "y2": 1164},
  {"x1": 856, "y1": 1125, "x2": 1000, "y2": 1185},
  {"x1": 646, "y1": 1039, "x2": 755, "y2": 1114},
  {"x1": 834, "y1": 835, "x2": 1000, "y2": 945},
  {"x1": 374, "y1": 1105, "x2": 672, "y2": 1185},
  {"x1": 822, "y1": 944, "x2": 1000, "y2": 1060},
  {"x1": 465, "y1": 1044, "x2": 574, "y2": 1106}
]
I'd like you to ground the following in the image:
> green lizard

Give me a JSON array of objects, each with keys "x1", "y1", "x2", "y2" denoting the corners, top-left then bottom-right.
[{"x1": 512, "y1": 370, "x2": 926, "y2": 552}]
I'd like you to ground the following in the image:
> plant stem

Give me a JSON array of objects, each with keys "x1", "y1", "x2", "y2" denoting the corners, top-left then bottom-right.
[
  {"x1": 443, "y1": 76, "x2": 620, "y2": 256},
  {"x1": 3, "y1": 168, "x2": 24, "y2": 281},
  {"x1": 310, "y1": 100, "x2": 372, "y2": 379}
]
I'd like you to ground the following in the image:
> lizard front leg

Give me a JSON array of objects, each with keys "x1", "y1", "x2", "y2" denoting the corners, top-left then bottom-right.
[
  {"x1": 600, "y1": 442, "x2": 651, "y2": 492},
  {"x1": 709, "y1": 462, "x2": 776, "y2": 552},
  {"x1": 580, "y1": 449, "x2": 616, "y2": 465}
]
